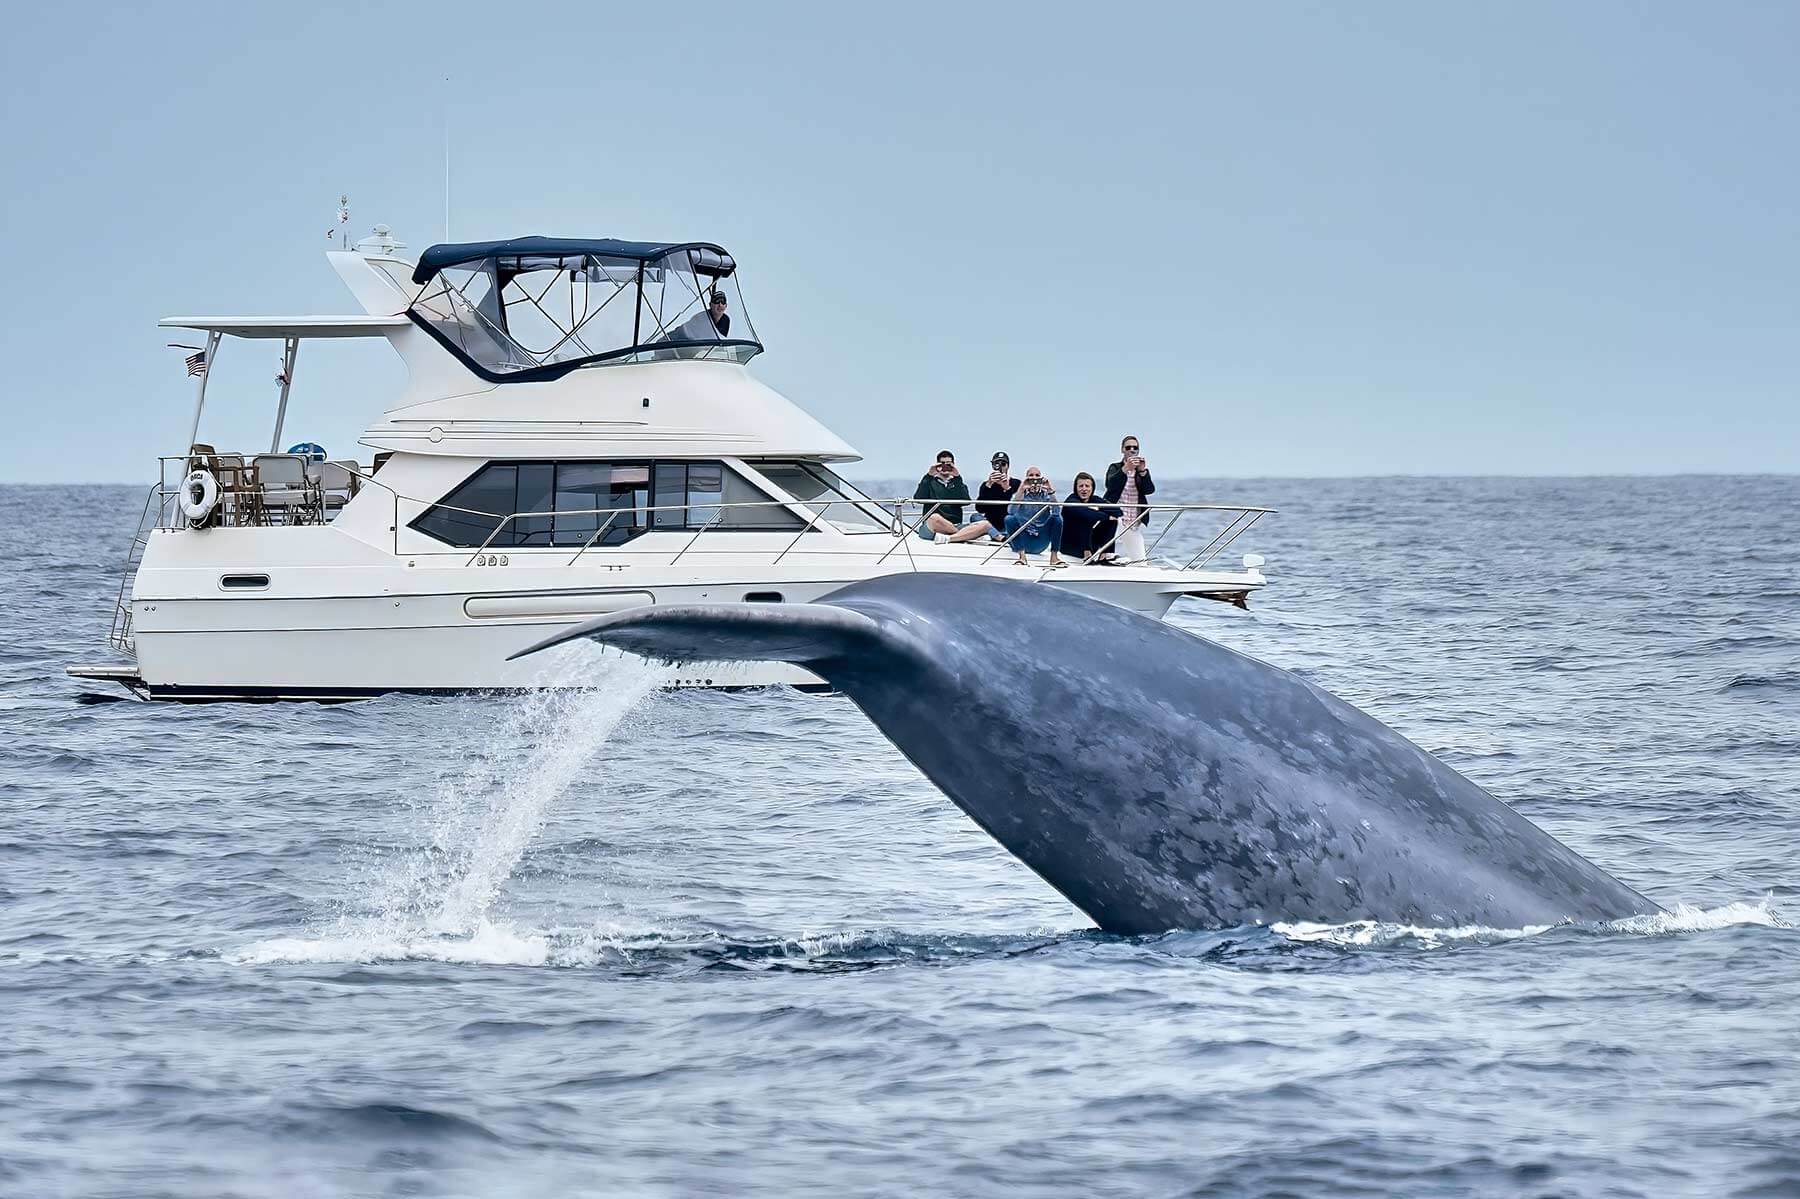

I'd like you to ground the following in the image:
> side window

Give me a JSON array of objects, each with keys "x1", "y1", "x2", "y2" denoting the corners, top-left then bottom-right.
[
  {"x1": 411, "y1": 459, "x2": 800, "y2": 547},
  {"x1": 688, "y1": 463, "x2": 725, "y2": 525},
  {"x1": 556, "y1": 464, "x2": 648, "y2": 546},
  {"x1": 654, "y1": 462, "x2": 795, "y2": 529},
  {"x1": 516, "y1": 463, "x2": 555, "y2": 546},
  {"x1": 653, "y1": 463, "x2": 688, "y2": 529},
  {"x1": 412, "y1": 463, "x2": 518, "y2": 547}
]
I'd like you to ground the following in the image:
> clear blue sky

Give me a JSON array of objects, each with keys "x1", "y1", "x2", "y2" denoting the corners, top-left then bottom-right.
[{"x1": 3, "y1": 2, "x2": 1794, "y2": 483}]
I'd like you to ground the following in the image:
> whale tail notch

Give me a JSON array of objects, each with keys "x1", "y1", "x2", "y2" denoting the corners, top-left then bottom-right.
[{"x1": 508, "y1": 602, "x2": 884, "y2": 669}]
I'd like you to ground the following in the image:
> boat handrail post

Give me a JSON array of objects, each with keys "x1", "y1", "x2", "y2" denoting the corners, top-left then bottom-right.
[
  {"x1": 564, "y1": 510, "x2": 622, "y2": 566},
  {"x1": 462, "y1": 512, "x2": 518, "y2": 567},
  {"x1": 1185, "y1": 508, "x2": 1266, "y2": 571},
  {"x1": 771, "y1": 500, "x2": 829, "y2": 566},
  {"x1": 267, "y1": 336, "x2": 300, "y2": 454},
  {"x1": 667, "y1": 505, "x2": 726, "y2": 566},
  {"x1": 1184, "y1": 511, "x2": 1245, "y2": 571},
  {"x1": 1145, "y1": 505, "x2": 1184, "y2": 558},
  {"x1": 875, "y1": 502, "x2": 936, "y2": 565},
  {"x1": 184, "y1": 331, "x2": 222, "y2": 471},
  {"x1": 1084, "y1": 498, "x2": 1128, "y2": 562}
]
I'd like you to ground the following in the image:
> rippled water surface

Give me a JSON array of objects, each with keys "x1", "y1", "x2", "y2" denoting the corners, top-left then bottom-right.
[{"x1": 3, "y1": 477, "x2": 1797, "y2": 1197}]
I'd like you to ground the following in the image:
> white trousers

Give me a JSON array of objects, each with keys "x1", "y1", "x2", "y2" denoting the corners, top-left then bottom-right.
[{"x1": 1114, "y1": 524, "x2": 1147, "y2": 561}]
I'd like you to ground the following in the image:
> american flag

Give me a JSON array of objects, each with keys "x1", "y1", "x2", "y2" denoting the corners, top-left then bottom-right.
[{"x1": 185, "y1": 351, "x2": 208, "y2": 377}]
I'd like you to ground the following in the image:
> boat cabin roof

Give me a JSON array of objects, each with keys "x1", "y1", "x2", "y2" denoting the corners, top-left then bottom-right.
[{"x1": 159, "y1": 315, "x2": 410, "y2": 340}]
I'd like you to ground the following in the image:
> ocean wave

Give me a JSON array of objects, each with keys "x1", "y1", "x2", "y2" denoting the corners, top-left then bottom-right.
[
  {"x1": 229, "y1": 921, "x2": 1075, "y2": 973},
  {"x1": 1724, "y1": 671, "x2": 1800, "y2": 693},
  {"x1": 225, "y1": 898, "x2": 1795, "y2": 976}
]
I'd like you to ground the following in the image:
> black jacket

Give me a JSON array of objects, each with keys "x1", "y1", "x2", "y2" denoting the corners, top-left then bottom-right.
[
  {"x1": 1104, "y1": 461, "x2": 1156, "y2": 526},
  {"x1": 976, "y1": 476, "x2": 1021, "y2": 530},
  {"x1": 1060, "y1": 491, "x2": 1121, "y2": 557}
]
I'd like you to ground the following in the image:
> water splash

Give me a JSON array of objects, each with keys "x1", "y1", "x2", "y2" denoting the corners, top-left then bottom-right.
[
  {"x1": 1272, "y1": 896, "x2": 1790, "y2": 949},
  {"x1": 1271, "y1": 919, "x2": 1554, "y2": 949},
  {"x1": 237, "y1": 650, "x2": 668, "y2": 966},
  {"x1": 1608, "y1": 897, "x2": 1790, "y2": 935}
]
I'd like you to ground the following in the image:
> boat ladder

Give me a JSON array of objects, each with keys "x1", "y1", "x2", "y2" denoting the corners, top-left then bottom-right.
[{"x1": 107, "y1": 484, "x2": 169, "y2": 655}]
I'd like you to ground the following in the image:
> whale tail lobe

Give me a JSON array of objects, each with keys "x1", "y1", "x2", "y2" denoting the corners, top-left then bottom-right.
[{"x1": 508, "y1": 602, "x2": 884, "y2": 670}]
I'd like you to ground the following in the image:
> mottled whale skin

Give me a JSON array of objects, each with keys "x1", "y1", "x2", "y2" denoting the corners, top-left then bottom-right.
[{"x1": 515, "y1": 574, "x2": 1660, "y2": 933}]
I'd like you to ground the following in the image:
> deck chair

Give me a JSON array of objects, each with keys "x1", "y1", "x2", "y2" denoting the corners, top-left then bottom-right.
[
  {"x1": 210, "y1": 453, "x2": 260, "y2": 526},
  {"x1": 319, "y1": 462, "x2": 357, "y2": 516},
  {"x1": 253, "y1": 454, "x2": 316, "y2": 525}
]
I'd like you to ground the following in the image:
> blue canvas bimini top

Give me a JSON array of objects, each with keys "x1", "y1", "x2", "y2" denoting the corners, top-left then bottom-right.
[{"x1": 411, "y1": 237, "x2": 734, "y2": 284}]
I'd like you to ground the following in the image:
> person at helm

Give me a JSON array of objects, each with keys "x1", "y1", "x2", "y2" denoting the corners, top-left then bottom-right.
[{"x1": 676, "y1": 291, "x2": 731, "y2": 341}]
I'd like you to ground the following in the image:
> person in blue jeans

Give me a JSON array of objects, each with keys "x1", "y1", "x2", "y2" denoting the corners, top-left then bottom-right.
[{"x1": 1002, "y1": 467, "x2": 1066, "y2": 567}]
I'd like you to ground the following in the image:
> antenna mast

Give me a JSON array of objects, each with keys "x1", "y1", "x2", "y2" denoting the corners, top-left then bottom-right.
[{"x1": 444, "y1": 75, "x2": 452, "y2": 241}]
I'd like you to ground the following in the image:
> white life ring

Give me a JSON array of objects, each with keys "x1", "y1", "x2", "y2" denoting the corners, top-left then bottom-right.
[{"x1": 180, "y1": 468, "x2": 220, "y2": 525}]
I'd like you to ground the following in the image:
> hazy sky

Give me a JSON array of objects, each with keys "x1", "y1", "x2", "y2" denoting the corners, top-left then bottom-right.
[{"x1": 3, "y1": 2, "x2": 1794, "y2": 483}]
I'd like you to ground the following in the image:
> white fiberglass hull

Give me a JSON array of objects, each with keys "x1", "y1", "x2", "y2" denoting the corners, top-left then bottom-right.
[{"x1": 108, "y1": 532, "x2": 1257, "y2": 701}]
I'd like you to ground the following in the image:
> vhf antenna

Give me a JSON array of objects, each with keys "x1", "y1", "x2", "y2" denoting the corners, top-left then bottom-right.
[{"x1": 444, "y1": 75, "x2": 452, "y2": 241}]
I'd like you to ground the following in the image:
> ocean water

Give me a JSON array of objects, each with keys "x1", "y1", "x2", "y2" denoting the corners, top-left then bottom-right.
[{"x1": 2, "y1": 476, "x2": 1797, "y2": 1198}]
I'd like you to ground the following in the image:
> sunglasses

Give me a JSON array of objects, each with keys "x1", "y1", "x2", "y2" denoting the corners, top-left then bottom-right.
[{"x1": 1123, "y1": 446, "x2": 1140, "y2": 453}]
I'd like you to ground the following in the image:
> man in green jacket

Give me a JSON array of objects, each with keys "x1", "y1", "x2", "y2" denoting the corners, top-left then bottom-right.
[{"x1": 912, "y1": 450, "x2": 995, "y2": 543}]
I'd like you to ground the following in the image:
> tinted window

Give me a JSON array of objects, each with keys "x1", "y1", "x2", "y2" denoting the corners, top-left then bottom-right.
[
  {"x1": 412, "y1": 463, "x2": 517, "y2": 547},
  {"x1": 410, "y1": 460, "x2": 800, "y2": 548},
  {"x1": 555, "y1": 463, "x2": 649, "y2": 546},
  {"x1": 750, "y1": 462, "x2": 892, "y2": 531},
  {"x1": 516, "y1": 463, "x2": 555, "y2": 546}
]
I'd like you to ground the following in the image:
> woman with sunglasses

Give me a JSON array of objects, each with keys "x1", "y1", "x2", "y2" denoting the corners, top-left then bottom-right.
[{"x1": 1002, "y1": 467, "x2": 1066, "y2": 567}]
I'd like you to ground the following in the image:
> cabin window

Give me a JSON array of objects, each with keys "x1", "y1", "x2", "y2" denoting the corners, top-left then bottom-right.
[
  {"x1": 747, "y1": 461, "x2": 893, "y2": 531},
  {"x1": 409, "y1": 459, "x2": 802, "y2": 548},
  {"x1": 554, "y1": 463, "x2": 649, "y2": 546}
]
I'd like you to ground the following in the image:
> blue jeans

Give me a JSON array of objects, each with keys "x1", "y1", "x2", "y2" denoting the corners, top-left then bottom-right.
[{"x1": 1004, "y1": 511, "x2": 1063, "y2": 555}]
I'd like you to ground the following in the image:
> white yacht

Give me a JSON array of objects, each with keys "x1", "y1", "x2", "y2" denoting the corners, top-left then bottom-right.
[{"x1": 71, "y1": 231, "x2": 1272, "y2": 701}]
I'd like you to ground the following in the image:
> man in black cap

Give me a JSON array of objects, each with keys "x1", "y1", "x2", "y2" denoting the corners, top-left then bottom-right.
[
  {"x1": 976, "y1": 451, "x2": 1021, "y2": 543},
  {"x1": 675, "y1": 291, "x2": 731, "y2": 341}
]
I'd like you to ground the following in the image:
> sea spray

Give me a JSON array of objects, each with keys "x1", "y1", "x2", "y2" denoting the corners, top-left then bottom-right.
[
  {"x1": 241, "y1": 649, "x2": 669, "y2": 965},
  {"x1": 428, "y1": 657, "x2": 669, "y2": 932}
]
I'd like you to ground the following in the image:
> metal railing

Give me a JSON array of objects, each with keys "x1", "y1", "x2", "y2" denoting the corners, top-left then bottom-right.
[
  {"x1": 441, "y1": 494, "x2": 1272, "y2": 575},
  {"x1": 148, "y1": 454, "x2": 358, "y2": 529}
]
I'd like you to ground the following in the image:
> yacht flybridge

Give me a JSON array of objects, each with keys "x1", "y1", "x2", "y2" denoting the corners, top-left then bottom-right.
[{"x1": 70, "y1": 232, "x2": 1273, "y2": 700}]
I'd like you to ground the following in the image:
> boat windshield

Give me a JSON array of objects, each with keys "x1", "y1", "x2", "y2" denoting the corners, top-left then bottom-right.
[
  {"x1": 747, "y1": 461, "x2": 895, "y2": 532},
  {"x1": 407, "y1": 239, "x2": 762, "y2": 382}
]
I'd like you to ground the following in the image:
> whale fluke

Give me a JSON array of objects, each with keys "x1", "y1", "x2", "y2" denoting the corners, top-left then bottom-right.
[
  {"x1": 514, "y1": 573, "x2": 1660, "y2": 933},
  {"x1": 511, "y1": 603, "x2": 884, "y2": 666}
]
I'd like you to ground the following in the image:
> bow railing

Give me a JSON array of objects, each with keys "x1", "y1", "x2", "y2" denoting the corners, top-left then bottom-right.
[{"x1": 445, "y1": 495, "x2": 1272, "y2": 574}]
